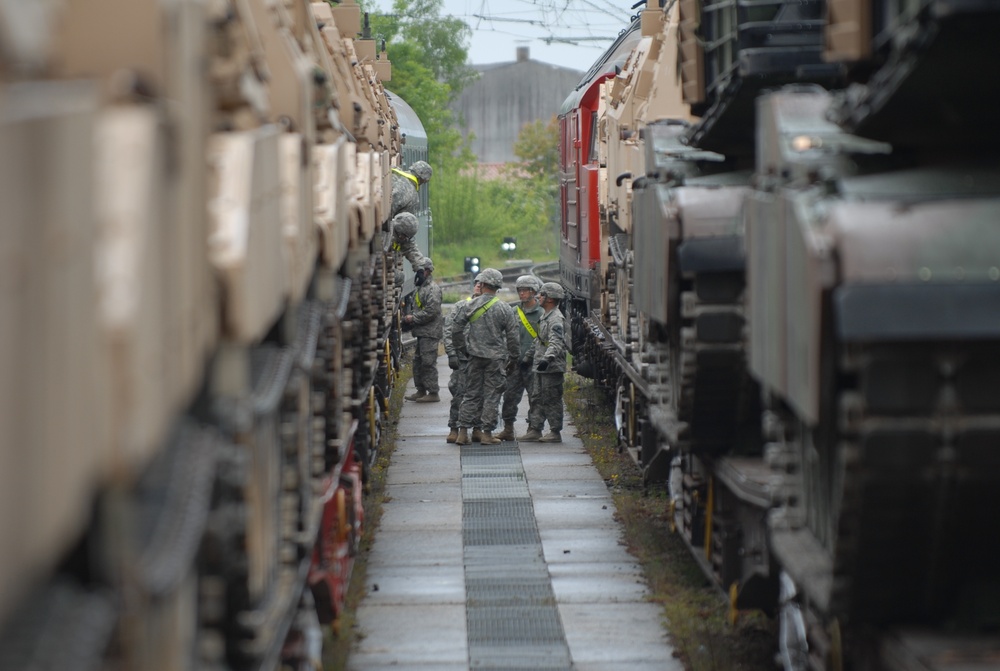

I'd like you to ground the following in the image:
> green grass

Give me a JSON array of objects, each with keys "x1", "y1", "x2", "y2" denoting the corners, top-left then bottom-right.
[{"x1": 429, "y1": 231, "x2": 558, "y2": 278}]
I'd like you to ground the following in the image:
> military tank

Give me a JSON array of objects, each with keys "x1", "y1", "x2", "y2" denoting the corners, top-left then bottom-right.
[
  {"x1": 563, "y1": 0, "x2": 1000, "y2": 668},
  {"x1": 0, "y1": 1, "x2": 415, "y2": 668},
  {"x1": 747, "y1": 2, "x2": 1000, "y2": 666}
]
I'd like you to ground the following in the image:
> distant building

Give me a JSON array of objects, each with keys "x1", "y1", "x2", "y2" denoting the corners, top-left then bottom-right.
[{"x1": 454, "y1": 47, "x2": 582, "y2": 164}]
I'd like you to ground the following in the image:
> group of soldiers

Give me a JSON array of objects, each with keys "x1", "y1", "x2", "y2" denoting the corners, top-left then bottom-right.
[
  {"x1": 410, "y1": 268, "x2": 567, "y2": 445},
  {"x1": 387, "y1": 160, "x2": 567, "y2": 444}
]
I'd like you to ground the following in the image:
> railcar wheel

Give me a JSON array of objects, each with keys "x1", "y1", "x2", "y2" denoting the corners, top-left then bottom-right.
[
  {"x1": 629, "y1": 383, "x2": 637, "y2": 447},
  {"x1": 614, "y1": 381, "x2": 627, "y2": 442},
  {"x1": 368, "y1": 386, "x2": 383, "y2": 450},
  {"x1": 777, "y1": 572, "x2": 809, "y2": 671},
  {"x1": 383, "y1": 338, "x2": 395, "y2": 389},
  {"x1": 728, "y1": 582, "x2": 740, "y2": 626},
  {"x1": 614, "y1": 380, "x2": 637, "y2": 447},
  {"x1": 827, "y1": 619, "x2": 843, "y2": 671}
]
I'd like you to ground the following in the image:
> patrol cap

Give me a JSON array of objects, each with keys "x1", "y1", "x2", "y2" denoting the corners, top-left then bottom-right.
[
  {"x1": 409, "y1": 160, "x2": 432, "y2": 183},
  {"x1": 417, "y1": 256, "x2": 434, "y2": 272},
  {"x1": 393, "y1": 212, "x2": 418, "y2": 238},
  {"x1": 474, "y1": 268, "x2": 504, "y2": 288},
  {"x1": 515, "y1": 275, "x2": 542, "y2": 292},
  {"x1": 539, "y1": 281, "x2": 565, "y2": 300}
]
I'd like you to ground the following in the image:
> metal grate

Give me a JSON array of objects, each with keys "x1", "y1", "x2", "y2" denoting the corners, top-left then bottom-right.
[
  {"x1": 462, "y1": 474, "x2": 529, "y2": 500},
  {"x1": 461, "y1": 445, "x2": 572, "y2": 671}
]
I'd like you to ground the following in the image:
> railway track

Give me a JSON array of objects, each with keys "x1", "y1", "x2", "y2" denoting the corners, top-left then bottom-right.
[{"x1": 436, "y1": 260, "x2": 559, "y2": 295}]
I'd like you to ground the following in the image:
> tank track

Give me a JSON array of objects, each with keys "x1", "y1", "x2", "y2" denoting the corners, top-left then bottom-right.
[
  {"x1": 771, "y1": 340, "x2": 1000, "y2": 668},
  {"x1": 650, "y1": 271, "x2": 759, "y2": 458}
]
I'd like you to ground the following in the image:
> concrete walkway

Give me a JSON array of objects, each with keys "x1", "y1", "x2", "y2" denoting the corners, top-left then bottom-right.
[{"x1": 347, "y1": 356, "x2": 682, "y2": 670}]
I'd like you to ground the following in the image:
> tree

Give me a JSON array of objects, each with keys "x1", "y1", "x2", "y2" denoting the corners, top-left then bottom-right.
[
  {"x1": 511, "y1": 115, "x2": 561, "y2": 233},
  {"x1": 513, "y1": 116, "x2": 560, "y2": 186},
  {"x1": 514, "y1": 116, "x2": 559, "y2": 195},
  {"x1": 354, "y1": 0, "x2": 561, "y2": 266},
  {"x1": 367, "y1": 0, "x2": 477, "y2": 98},
  {"x1": 361, "y1": 0, "x2": 476, "y2": 170}
]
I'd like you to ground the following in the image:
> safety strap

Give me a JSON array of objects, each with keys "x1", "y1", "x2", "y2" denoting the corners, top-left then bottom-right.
[
  {"x1": 469, "y1": 296, "x2": 499, "y2": 323},
  {"x1": 392, "y1": 241, "x2": 400, "y2": 251},
  {"x1": 415, "y1": 289, "x2": 423, "y2": 309},
  {"x1": 392, "y1": 167, "x2": 419, "y2": 188},
  {"x1": 516, "y1": 306, "x2": 537, "y2": 339}
]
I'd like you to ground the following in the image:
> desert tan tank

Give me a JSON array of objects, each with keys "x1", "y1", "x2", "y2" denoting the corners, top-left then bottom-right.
[
  {"x1": 565, "y1": 0, "x2": 1000, "y2": 668},
  {"x1": 580, "y1": 1, "x2": 762, "y2": 483},
  {"x1": 0, "y1": 0, "x2": 410, "y2": 667},
  {"x1": 746, "y1": 2, "x2": 1000, "y2": 667},
  {"x1": 596, "y1": 1, "x2": 693, "y2": 378}
]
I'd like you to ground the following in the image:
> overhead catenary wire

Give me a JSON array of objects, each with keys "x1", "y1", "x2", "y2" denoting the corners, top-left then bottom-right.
[
  {"x1": 465, "y1": 0, "x2": 629, "y2": 49},
  {"x1": 371, "y1": 0, "x2": 632, "y2": 59}
]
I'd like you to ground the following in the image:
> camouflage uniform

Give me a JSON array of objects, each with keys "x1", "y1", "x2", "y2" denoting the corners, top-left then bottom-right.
[
  {"x1": 529, "y1": 306, "x2": 568, "y2": 433},
  {"x1": 452, "y1": 293, "x2": 518, "y2": 431},
  {"x1": 390, "y1": 168, "x2": 421, "y2": 219},
  {"x1": 502, "y1": 302, "x2": 543, "y2": 425},
  {"x1": 393, "y1": 236, "x2": 423, "y2": 270},
  {"x1": 409, "y1": 278, "x2": 443, "y2": 395},
  {"x1": 443, "y1": 297, "x2": 474, "y2": 428},
  {"x1": 390, "y1": 161, "x2": 431, "y2": 220},
  {"x1": 390, "y1": 211, "x2": 424, "y2": 270}
]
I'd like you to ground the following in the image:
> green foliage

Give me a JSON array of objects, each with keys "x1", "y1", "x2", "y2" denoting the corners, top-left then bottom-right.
[
  {"x1": 509, "y1": 115, "x2": 561, "y2": 234},
  {"x1": 429, "y1": 168, "x2": 558, "y2": 277},
  {"x1": 513, "y1": 115, "x2": 560, "y2": 186},
  {"x1": 428, "y1": 115, "x2": 562, "y2": 274},
  {"x1": 365, "y1": 0, "x2": 476, "y2": 97},
  {"x1": 357, "y1": 1, "x2": 563, "y2": 268},
  {"x1": 362, "y1": 0, "x2": 476, "y2": 171}
]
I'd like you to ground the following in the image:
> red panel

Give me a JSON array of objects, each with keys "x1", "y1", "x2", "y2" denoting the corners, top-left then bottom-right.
[
  {"x1": 559, "y1": 73, "x2": 613, "y2": 275},
  {"x1": 308, "y1": 421, "x2": 363, "y2": 625},
  {"x1": 582, "y1": 165, "x2": 601, "y2": 269}
]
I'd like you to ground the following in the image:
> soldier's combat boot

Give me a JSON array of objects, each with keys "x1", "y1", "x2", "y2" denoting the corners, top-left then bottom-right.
[
  {"x1": 496, "y1": 421, "x2": 515, "y2": 441},
  {"x1": 456, "y1": 428, "x2": 471, "y2": 445},
  {"x1": 415, "y1": 393, "x2": 440, "y2": 403},
  {"x1": 480, "y1": 430, "x2": 501, "y2": 445},
  {"x1": 405, "y1": 390, "x2": 426, "y2": 401},
  {"x1": 539, "y1": 430, "x2": 562, "y2": 443},
  {"x1": 446, "y1": 427, "x2": 459, "y2": 443},
  {"x1": 471, "y1": 428, "x2": 484, "y2": 443},
  {"x1": 518, "y1": 428, "x2": 543, "y2": 442}
]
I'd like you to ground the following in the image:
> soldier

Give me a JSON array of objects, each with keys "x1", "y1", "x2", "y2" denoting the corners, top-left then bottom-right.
[
  {"x1": 496, "y1": 275, "x2": 544, "y2": 440},
  {"x1": 390, "y1": 160, "x2": 432, "y2": 219},
  {"x1": 404, "y1": 257, "x2": 443, "y2": 403},
  {"x1": 443, "y1": 282, "x2": 482, "y2": 442},
  {"x1": 390, "y1": 211, "x2": 425, "y2": 271},
  {"x1": 388, "y1": 160, "x2": 432, "y2": 273},
  {"x1": 451, "y1": 268, "x2": 518, "y2": 445},
  {"x1": 520, "y1": 282, "x2": 568, "y2": 443}
]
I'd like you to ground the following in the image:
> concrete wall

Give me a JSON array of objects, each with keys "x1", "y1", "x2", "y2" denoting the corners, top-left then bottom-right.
[{"x1": 454, "y1": 50, "x2": 582, "y2": 164}]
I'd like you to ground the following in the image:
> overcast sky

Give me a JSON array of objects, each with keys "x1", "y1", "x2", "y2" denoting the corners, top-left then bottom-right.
[{"x1": 367, "y1": 0, "x2": 636, "y2": 72}]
